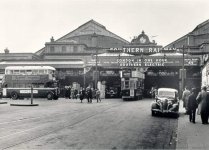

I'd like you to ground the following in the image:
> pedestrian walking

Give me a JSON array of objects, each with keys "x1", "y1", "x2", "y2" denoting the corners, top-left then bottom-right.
[
  {"x1": 79, "y1": 88, "x2": 86, "y2": 103},
  {"x1": 96, "y1": 89, "x2": 101, "y2": 103},
  {"x1": 187, "y1": 88, "x2": 198, "y2": 123},
  {"x1": 182, "y1": 86, "x2": 191, "y2": 114},
  {"x1": 74, "y1": 89, "x2": 78, "y2": 99},
  {"x1": 64, "y1": 86, "x2": 69, "y2": 99},
  {"x1": 196, "y1": 86, "x2": 209, "y2": 124},
  {"x1": 92, "y1": 88, "x2": 96, "y2": 99},
  {"x1": 86, "y1": 87, "x2": 92, "y2": 103},
  {"x1": 71, "y1": 87, "x2": 74, "y2": 99},
  {"x1": 68, "y1": 86, "x2": 71, "y2": 99},
  {"x1": 150, "y1": 87, "x2": 155, "y2": 99}
]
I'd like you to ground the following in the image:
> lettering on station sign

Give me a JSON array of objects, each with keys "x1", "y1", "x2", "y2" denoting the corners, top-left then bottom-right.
[
  {"x1": 86, "y1": 57, "x2": 199, "y2": 67},
  {"x1": 109, "y1": 47, "x2": 178, "y2": 54},
  {"x1": 116, "y1": 58, "x2": 199, "y2": 67}
]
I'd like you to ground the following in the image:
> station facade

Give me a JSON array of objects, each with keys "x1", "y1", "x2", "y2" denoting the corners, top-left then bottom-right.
[{"x1": 1, "y1": 19, "x2": 208, "y2": 97}]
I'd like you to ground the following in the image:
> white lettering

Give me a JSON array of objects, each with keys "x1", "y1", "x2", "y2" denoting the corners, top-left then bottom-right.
[{"x1": 140, "y1": 48, "x2": 144, "y2": 52}]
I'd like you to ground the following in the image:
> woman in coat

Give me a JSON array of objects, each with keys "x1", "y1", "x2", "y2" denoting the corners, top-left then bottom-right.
[{"x1": 196, "y1": 86, "x2": 209, "y2": 124}]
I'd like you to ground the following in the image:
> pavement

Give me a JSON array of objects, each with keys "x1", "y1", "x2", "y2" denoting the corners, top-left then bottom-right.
[{"x1": 177, "y1": 100, "x2": 209, "y2": 149}]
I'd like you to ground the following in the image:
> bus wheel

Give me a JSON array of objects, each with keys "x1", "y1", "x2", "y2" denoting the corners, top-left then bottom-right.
[
  {"x1": 47, "y1": 93, "x2": 53, "y2": 100},
  {"x1": 11, "y1": 91, "x2": 18, "y2": 100}
]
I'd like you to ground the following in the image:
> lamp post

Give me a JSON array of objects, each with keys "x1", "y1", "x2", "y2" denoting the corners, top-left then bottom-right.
[
  {"x1": 31, "y1": 84, "x2": 33, "y2": 105},
  {"x1": 92, "y1": 32, "x2": 98, "y2": 89},
  {"x1": 83, "y1": 66, "x2": 86, "y2": 89},
  {"x1": 95, "y1": 48, "x2": 98, "y2": 89},
  {"x1": 181, "y1": 45, "x2": 185, "y2": 96}
]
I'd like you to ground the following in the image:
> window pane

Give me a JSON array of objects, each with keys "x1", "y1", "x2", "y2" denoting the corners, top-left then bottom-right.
[
  {"x1": 32, "y1": 70, "x2": 38, "y2": 75},
  {"x1": 20, "y1": 70, "x2": 25, "y2": 75},
  {"x1": 39, "y1": 70, "x2": 44, "y2": 74},
  {"x1": 125, "y1": 81, "x2": 129, "y2": 88},
  {"x1": 14, "y1": 70, "x2": 20, "y2": 74},
  {"x1": 62, "y1": 46, "x2": 66, "y2": 52},
  {"x1": 26, "y1": 70, "x2": 32, "y2": 75},
  {"x1": 50, "y1": 46, "x2": 55, "y2": 53},
  {"x1": 73, "y1": 45, "x2": 78, "y2": 52}
]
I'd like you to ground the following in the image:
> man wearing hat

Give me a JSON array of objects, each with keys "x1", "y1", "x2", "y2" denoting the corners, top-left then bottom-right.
[
  {"x1": 196, "y1": 86, "x2": 209, "y2": 124},
  {"x1": 188, "y1": 88, "x2": 198, "y2": 123}
]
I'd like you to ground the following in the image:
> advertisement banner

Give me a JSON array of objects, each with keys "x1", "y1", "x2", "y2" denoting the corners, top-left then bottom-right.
[{"x1": 86, "y1": 56, "x2": 200, "y2": 67}]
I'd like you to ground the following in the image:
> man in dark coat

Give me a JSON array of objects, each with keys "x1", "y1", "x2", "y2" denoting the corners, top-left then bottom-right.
[
  {"x1": 68, "y1": 86, "x2": 71, "y2": 99},
  {"x1": 188, "y1": 88, "x2": 198, "y2": 123},
  {"x1": 86, "y1": 87, "x2": 92, "y2": 103},
  {"x1": 79, "y1": 88, "x2": 86, "y2": 103},
  {"x1": 196, "y1": 86, "x2": 209, "y2": 124}
]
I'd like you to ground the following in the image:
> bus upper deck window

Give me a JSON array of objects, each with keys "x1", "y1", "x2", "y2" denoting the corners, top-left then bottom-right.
[
  {"x1": 125, "y1": 80, "x2": 129, "y2": 89},
  {"x1": 20, "y1": 70, "x2": 25, "y2": 75},
  {"x1": 14, "y1": 70, "x2": 20, "y2": 75},
  {"x1": 130, "y1": 80, "x2": 135, "y2": 89},
  {"x1": 26, "y1": 70, "x2": 32, "y2": 75},
  {"x1": 49, "y1": 70, "x2": 53, "y2": 74},
  {"x1": 39, "y1": 70, "x2": 44, "y2": 74},
  {"x1": 32, "y1": 70, "x2": 38, "y2": 75},
  {"x1": 6, "y1": 70, "x2": 11, "y2": 74}
]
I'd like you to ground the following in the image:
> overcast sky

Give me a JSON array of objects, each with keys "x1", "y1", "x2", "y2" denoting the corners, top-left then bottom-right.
[{"x1": 0, "y1": 0, "x2": 209, "y2": 53}]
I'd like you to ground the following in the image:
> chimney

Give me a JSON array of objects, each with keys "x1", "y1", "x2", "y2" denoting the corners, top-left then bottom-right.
[
  {"x1": 4, "y1": 48, "x2": 9, "y2": 54},
  {"x1": 50, "y1": 36, "x2": 55, "y2": 42}
]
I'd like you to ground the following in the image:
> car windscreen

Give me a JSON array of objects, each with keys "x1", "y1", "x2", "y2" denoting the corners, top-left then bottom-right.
[{"x1": 158, "y1": 91, "x2": 175, "y2": 98}]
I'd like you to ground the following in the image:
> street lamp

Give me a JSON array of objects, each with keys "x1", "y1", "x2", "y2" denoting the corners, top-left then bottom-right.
[
  {"x1": 181, "y1": 45, "x2": 185, "y2": 96},
  {"x1": 95, "y1": 48, "x2": 98, "y2": 89},
  {"x1": 92, "y1": 33, "x2": 99, "y2": 89},
  {"x1": 83, "y1": 65, "x2": 86, "y2": 89}
]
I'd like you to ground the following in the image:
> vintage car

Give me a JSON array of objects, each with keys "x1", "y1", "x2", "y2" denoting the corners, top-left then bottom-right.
[{"x1": 151, "y1": 88, "x2": 179, "y2": 116}]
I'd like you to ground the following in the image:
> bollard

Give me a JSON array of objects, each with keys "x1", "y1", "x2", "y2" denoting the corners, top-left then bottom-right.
[{"x1": 31, "y1": 85, "x2": 33, "y2": 105}]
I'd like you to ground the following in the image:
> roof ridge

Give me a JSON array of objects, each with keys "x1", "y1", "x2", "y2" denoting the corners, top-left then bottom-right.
[{"x1": 193, "y1": 19, "x2": 209, "y2": 31}]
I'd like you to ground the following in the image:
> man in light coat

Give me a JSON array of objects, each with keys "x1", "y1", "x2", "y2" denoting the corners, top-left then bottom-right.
[{"x1": 182, "y1": 86, "x2": 191, "y2": 114}]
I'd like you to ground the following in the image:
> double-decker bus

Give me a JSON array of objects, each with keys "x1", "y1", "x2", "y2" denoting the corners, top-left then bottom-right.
[
  {"x1": 121, "y1": 70, "x2": 143, "y2": 100},
  {"x1": 2, "y1": 66, "x2": 59, "y2": 100}
]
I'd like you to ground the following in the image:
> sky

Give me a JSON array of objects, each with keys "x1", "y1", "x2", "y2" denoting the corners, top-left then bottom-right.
[{"x1": 0, "y1": 0, "x2": 209, "y2": 53}]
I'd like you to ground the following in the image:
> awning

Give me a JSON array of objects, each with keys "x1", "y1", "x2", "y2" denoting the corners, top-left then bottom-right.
[
  {"x1": 97, "y1": 52, "x2": 134, "y2": 57},
  {"x1": 0, "y1": 61, "x2": 84, "y2": 69},
  {"x1": 149, "y1": 52, "x2": 189, "y2": 57}
]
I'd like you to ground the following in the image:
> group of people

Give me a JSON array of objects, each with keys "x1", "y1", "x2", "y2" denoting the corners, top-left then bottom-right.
[
  {"x1": 79, "y1": 87, "x2": 101, "y2": 103},
  {"x1": 64, "y1": 86, "x2": 101, "y2": 103},
  {"x1": 64, "y1": 86, "x2": 78, "y2": 99},
  {"x1": 182, "y1": 86, "x2": 209, "y2": 124}
]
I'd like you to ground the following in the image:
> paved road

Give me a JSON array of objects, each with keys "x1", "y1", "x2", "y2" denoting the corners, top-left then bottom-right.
[{"x1": 0, "y1": 98, "x2": 178, "y2": 149}]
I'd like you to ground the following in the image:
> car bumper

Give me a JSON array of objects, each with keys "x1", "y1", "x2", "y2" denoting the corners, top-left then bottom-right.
[{"x1": 152, "y1": 109, "x2": 178, "y2": 114}]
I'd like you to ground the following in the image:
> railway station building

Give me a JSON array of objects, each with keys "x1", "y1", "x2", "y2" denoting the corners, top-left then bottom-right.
[{"x1": 1, "y1": 19, "x2": 208, "y2": 97}]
